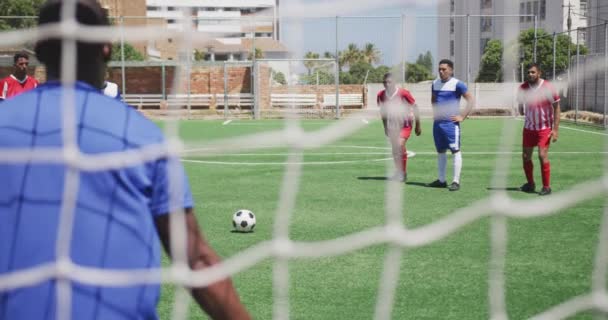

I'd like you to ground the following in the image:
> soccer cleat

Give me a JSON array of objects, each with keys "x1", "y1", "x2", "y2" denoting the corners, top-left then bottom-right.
[
  {"x1": 539, "y1": 187, "x2": 552, "y2": 196},
  {"x1": 389, "y1": 172, "x2": 405, "y2": 182},
  {"x1": 427, "y1": 180, "x2": 447, "y2": 188},
  {"x1": 520, "y1": 182, "x2": 536, "y2": 193},
  {"x1": 448, "y1": 182, "x2": 460, "y2": 191}
]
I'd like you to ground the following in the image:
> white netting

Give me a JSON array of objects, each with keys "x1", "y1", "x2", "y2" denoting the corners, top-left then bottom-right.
[{"x1": 0, "y1": 0, "x2": 607, "y2": 319}]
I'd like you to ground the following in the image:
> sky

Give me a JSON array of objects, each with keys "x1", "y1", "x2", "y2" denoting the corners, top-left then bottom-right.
[{"x1": 279, "y1": 0, "x2": 439, "y2": 67}]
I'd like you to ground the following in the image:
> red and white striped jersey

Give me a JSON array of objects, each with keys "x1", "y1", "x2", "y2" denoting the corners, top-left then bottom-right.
[
  {"x1": 377, "y1": 87, "x2": 416, "y2": 128},
  {"x1": 0, "y1": 75, "x2": 39, "y2": 101},
  {"x1": 518, "y1": 79, "x2": 560, "y2": 131}
]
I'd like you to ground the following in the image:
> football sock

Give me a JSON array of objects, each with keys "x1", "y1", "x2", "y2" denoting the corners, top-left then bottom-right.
[
  {"x1": 541, "y1": 161, "x2": 551, "y2": 188},
  {"x1": 438, "y1": 153, "x2": 447, "y2": 182},
  {"x1": 524, "y1": 160, "x2": 534, "y2": 185},
  {"x1": 402, "y1": 147, "x2": 408, "y2": 174},
  {"x1": 453, "y1": 152, "x2": 462, "y2": 184}
]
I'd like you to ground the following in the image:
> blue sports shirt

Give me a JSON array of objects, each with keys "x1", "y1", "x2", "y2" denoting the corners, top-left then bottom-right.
[
  {"x1": 431, "y1": 77, "x2": 468, "y2": 121},
  {"x1": 0, "y1": 81, "x2": 194, "y2": 320}
]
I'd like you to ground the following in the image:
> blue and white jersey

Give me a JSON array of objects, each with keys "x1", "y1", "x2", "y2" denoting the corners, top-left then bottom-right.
[
  {"x1": 0, "y1": 81, "x2": 193, "y2": 320},
  {"x1": 432, "y1": 77, "x2": 468, "y2": 121}
]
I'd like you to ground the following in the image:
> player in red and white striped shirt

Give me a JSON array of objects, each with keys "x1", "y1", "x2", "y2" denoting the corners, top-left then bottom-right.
[
  {"x1": 0, "y1": 52, "x2": 39, "y2": 101},
  {"x1": 378, "y1": 73, "x2": 421, "y2": 182},
  {"x1": 517, "y1": 63, "x2": 561, "y2": 196}
]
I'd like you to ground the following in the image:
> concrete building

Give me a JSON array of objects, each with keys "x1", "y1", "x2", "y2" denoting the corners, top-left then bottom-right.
[
  {"x1": 438, "y1": 0, "x2": 588, "y2": 82},
  {"x1": 144, "y1": 0, "x2": 286, "y2": 61},
  {"x1": 99, "y1": 0, "x2": 148, "y2": 57},
  {"x1": 587, "y1": 0, "x2": 608, "y2": 54}
]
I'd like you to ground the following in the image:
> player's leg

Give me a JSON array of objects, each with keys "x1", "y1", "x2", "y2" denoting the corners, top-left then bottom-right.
[
  {"x1": 428, "y1": 121, "x2": 448, "y2": 188},
  {"x1": 521, "y1": 128, "x2": 537, "y2": 193},
  {"x1": 448, "y1": 123, "x2": 462, "y2": 191},
  {"x1": 537, "y1": 128, "x2": 553, "y2": 195},
  {"x1": 399, "y1": 127, "x2": 412, "y2": 181}
]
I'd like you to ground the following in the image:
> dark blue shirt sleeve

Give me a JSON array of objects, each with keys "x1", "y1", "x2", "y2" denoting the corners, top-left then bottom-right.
[{"x1": 456, "y1": 81, "x2": 468, "y2": 96}]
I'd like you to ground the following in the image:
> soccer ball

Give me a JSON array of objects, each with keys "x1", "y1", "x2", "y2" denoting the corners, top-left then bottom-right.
[{"x1": 232, "y1": 209, "x2": 256, "y2": 233}]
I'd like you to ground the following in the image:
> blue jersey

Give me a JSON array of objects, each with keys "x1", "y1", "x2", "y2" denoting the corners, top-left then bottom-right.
[
  {"x1": 0, "y1": 81, "x2": 193, "y2": 320},
  {"x1": 432, "y1": 77, "x2": 468, "y2": 121}
]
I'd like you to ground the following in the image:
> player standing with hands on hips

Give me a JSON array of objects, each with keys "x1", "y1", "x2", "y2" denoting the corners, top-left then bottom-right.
[
  {"x1": 427, "y1": 59, "x2": 475, "y2": 191},
  {"x1": 518, "y1": 63, "x2": 561, "y2": 196}
]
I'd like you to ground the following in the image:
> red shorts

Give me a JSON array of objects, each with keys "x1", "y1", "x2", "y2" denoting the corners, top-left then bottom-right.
[
  {"x1": 400, "y1": 126, "x2": 412, "y2": 139},
  {"x1": 523, "y1": 128, "x2": 552, "y2": 148}
]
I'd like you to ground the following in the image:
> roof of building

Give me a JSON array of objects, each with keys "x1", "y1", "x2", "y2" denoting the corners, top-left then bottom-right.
[{"x1": 200, "y1": 38, "x2": 289, "y2": 54}]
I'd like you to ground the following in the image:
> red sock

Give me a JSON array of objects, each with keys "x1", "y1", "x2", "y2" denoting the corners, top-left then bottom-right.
[
  {"x1": 541, "y1": 161, "x2": 551, "y2": 188},
  {"x1": 523, "y1": 160, "x2": 534, "y2": 185},
  {"x1": 402, "y1": 148, "x2": 408, "y2": 175}
]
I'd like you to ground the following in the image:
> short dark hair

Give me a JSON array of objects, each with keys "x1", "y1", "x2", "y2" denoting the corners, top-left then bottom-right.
[
  {"x1": 438, "y1": 59, "x2": 454, "y2": 69},
  {"x1": 35, "y1": 0, "x2": 110, "y2": 68},
  {"x1": 383, "y1": 73, "x2": 393, "y2": 80},
  {"x1": 526, "y1": 62, "x2": 542, "y2": 73},
  {"x1": 13, "y1": 52, "x2": 29, "y2": 64}
]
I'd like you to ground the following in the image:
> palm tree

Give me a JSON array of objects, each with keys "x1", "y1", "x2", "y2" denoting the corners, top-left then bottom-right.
[
  {"x1": 362, "y1": 43, "x2": 381, "y2": 65},
  {"x1": 341, "y1": 43, "x2": 362, "y2": 70},
  {"x1": 303, "y1": 51, "x2": 320, "y2": 75}
]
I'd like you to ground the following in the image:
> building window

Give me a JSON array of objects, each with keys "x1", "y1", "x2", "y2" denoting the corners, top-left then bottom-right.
[
  {"x1": 450, "y1": 0, "x2": 455, "y2": 13},
  {"x1": 450, "y1": 40, "x2": 455, "y2": 57},
  {"x1": 580, "y1": 0, "x2": 588, "y2": 16},
  {"x1": 540, "y1": 0, "x2": 546, "y2": 20},
  {"x1": 520, "y1": 3, "x2": 525, "y2": 22},
  {"x1": 526, "y1": 2, "x2": 532, "y2": 22},
  {"x1": 481, "y1": 0, "x2": 492, "y2": 9},
  {"x1": 146, "y1": 6, "x2": 158, "y2": 11},
  {"x1": 450, "y1": 18, "x2": 455, "y2": 34},
  {"x1": 532, "y1": 1, "x2": 539, "y2": 19},
  {"x1": 480, "y1": 17, "x2": 492, "y2": 32}
]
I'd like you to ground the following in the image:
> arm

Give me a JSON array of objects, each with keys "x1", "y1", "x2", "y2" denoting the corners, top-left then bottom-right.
[
  {"x1": 551, "y1": 100, "x2": 561, "y2": 142},
  {"x1": 155, "y1": 209, "x2": 251, "y2": 320},
  {"x1": 413, "y1": 103, "x2": 421, "y2": 136},
  {"x1": 451, "y1": 92, "x2": 475, "y2": 123}
]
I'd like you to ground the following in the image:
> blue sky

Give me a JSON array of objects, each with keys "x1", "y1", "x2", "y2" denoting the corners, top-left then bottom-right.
[{"x1": 280, "y1": 0, "x2": 439, "y2": 67}]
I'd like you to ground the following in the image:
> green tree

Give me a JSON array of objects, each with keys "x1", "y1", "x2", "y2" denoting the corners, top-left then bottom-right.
[
  {"x1": 476, "y1": 39, "x2": 503, "y2": 82},
  {"x1": 518, "y1": 28, "x2": 586, "y2": 80},
  {"x1": 111, "y1": 43, "x2": 145, "y2": 61},
  {"x1": 340, "y1": 43, "x2": 362, "y2": 70},
  {"x1": 415, "y1": 50, "x2": 433, "y2": 73},
  {"x1": 0, "y1": 0, "x2": 44, "y2": 31},
  {"x1": 271, "y1": 69, "x2": 287, "y2": 85},
  {"x1": 404, "y1": 62, "x2": 432, "y2": 83},
  {"x1": 248, "y1": 48, "x2": 264, "y2": 60},
  {"x1": 303, "y1": 51, "x2": 320, "y2": 75},
  {"x1": 361, "y1": 43, "x2": 381, "y2": 65}
]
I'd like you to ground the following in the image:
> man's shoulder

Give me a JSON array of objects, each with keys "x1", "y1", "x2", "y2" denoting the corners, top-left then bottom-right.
[{"x1": 377, "y1": 89, "x2": 386, "y2": 97}]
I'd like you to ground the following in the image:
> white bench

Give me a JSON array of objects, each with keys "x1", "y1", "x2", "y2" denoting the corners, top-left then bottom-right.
[
  {"x1": 166, "y1": 94, "x2": 213, "y2": 109},
  {"x1": 217, "y1": 93, "x2": 254, "y2": 109},
  {"x1": 122, "y1": 94, "x2": 163, "y2": 109},
  {"x1": 271, "y1": 93, "x2": 317, "y2": 108},
  {"x1": 322, "y1": 93, "x2": 364, "y2": 108}
]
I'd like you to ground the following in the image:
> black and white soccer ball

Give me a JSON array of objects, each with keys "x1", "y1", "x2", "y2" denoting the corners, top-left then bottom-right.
[{"x1": 232, "y1": 209, "x2": 256, "y2": 233}]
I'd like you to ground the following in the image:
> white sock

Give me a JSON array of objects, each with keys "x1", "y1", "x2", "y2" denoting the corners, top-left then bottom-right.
[
  {"x1": 453, "y1": 152, "x2": 462, "y2": 184},
  {"x1": 438, "y1": 153, "x2": 447, "y2": 182}
]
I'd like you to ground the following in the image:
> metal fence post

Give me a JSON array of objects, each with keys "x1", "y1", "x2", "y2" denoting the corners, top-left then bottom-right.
[
  {"x1": 223, "y1": 62, "x2": 228, "y2": 119},
  {"x1": 120, "y1": 16, "x2": 126, "y2": 96},
  {"x1": 533, "y1": 15, "x2": 538, "y2": 62},
  {"x1": 604, "y1": 23, "x2": 608, "y2": 128},
  {"x1": 161, "y1": 61, "x2": 166, "y2": 99},
  {"x1": 466, "y1": 14, "x2": 470, "y2": 85},
  {"x1": 400, "y1": 14, "x2": 406, "y2": 84},
  {"x1": 575, "y1": 28, "x2": 580, "y2": 124},
  {"x1": 335, "y1": 16, "x2": 340, "y2": 119},
  {"x1": 552, "y1": 32, "x2": 557, "y2": 81}
]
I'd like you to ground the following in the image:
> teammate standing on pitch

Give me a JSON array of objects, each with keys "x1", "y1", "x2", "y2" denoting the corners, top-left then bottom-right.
[
  {"x1": 377, "y1": 73, "x2": 421, "y2": 182},
  {"x1": 518, "y1": 63, "x2": 561, "y2": 196},
  {"x1": 427, "y1": 59, "x2": 475, "y2": 191},
  {"x1": 0, "y1": 52, "x2": 39, "y2": 101},
  {"x1": 0, "y1": 1, "x2": 251, "y2": 319}
]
